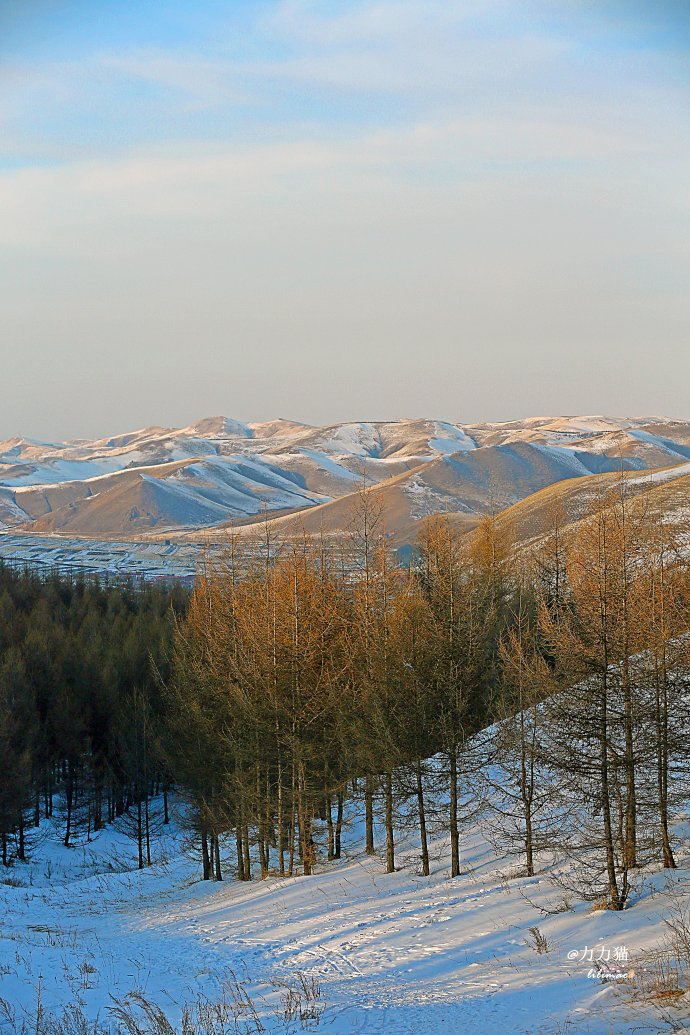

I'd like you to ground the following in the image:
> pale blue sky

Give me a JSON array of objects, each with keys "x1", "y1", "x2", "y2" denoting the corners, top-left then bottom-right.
[{"x1": 1, "y1": 1, "x2": 688, "y2": 439}]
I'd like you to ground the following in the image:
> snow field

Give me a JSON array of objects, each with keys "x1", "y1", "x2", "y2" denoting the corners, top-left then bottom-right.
[{"x1": 1, "y1": 795, "x2": 689, "y2": 1033}]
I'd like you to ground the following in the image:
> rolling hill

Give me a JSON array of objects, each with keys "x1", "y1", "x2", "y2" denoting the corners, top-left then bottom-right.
[
  {"x1": 482, "y1": 459, "x2": 690, "y2": 553},
  {"x1": 1, "y1": 415, "x2": 689, "y2": 543}
]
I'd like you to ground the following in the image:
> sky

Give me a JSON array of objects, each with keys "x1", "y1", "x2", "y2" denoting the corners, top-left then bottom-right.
[{"x1": 0, "y1": 1, "x2": 688, "y2": 440}]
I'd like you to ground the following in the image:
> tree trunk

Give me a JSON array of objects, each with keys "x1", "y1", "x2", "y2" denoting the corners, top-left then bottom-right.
[
  {"x1": 259, "y1": 831, "x2": 269, "y2": 879},
  {"x1": 18, "y1": 813, "x2": 25, "y2": 862},
  {"x1": 449, "y1": 751, "x2": 459, "y2": 878},
  {"x1": 600, "y1": 683, "x2": 622, "y2": 910},
  {"x1": 519, "y1": 729, "x2": 534, "y2": 878},
  {"x1": 326, "y1": 796, "x2": 335, "y2": 861},
  {"x1": 416, "y1": 759, "x2": 429, "y2": 877},
  {"x1": 365, "y1": 774, "x2": 375, "y2": 855},
  {"x1": 298, "y1": 765, "x2": 313, "y2": 876},
  {"x1": 384, "y1": 770, "x2": 395, "y2": 874},
  {"x1": 94, "y1": 782, "x2": 103, "y2": 832},
  {"x1": 335, "y1": 792, "x2": 343, "y2": 859},
  {"x1": 277, "y1": 762, "x2": 285, "y2": 876},
  {"x1": 623, "y1": 670, "x2": 637, "y2": 869},
  {"x1": 64, "y1": 768, "x2": 73, "y2": 848},
  {"x1": 656, "y1": 669, "x2": 676, "y2": 868},
  {"x1": 137, "y1": 798, "x2": 144, "y2": 870},
  {"x1": 201, "y1": 830, "x2": 211, "y2": 880},
  {"x1": 288, "y1": 803, "x2": 295, "y2": 876},
  {"x1": 303, "y1": 811, "x2": 314, "y2": 876},
  {"x1": 242, "y1": 822, "x2": 251, "y2": 880},
  {"x1": 144, "y1": 793, "x2": 151, "y2": 867},
  {"x1": 236, "y1": 826, "x2": 246, "y2": 880},
  {"x1": 214, "y1": 834, "x2": 222, "y2": 881}
]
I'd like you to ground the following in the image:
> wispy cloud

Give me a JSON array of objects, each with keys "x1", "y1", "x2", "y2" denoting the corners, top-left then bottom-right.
[
  {"x1": 0, "y1": 0, "x2": 687, "y2": 436},
  {"x1": 1, "y1": 0, "x2": 684, "y2": 163}
]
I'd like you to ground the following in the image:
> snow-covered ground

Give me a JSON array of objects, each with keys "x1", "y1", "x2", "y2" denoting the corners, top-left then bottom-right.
[
  {"x1": 0, "y1": 533, "x2": 203, "y2": 580},
  {"x1": 2, "y1": 797, "x2": 690, "y2": 1034}
]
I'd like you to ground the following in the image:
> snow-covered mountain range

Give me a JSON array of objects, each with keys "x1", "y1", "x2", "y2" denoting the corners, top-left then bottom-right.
[{"x1": 1, "y1": 415, "x2": 690, "y2": 540}]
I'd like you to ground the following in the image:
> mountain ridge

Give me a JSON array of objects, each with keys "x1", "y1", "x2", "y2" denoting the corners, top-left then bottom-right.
[{"x1": 2, "y1": 414, "x2": 689, "y2": 542}]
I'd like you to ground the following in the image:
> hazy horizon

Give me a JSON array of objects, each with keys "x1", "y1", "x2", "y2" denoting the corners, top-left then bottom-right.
[
  {"x1": 1, "y1": 1, "x2": 688, "y2": 440},
  {"x1": 4, "y1": 409, "x2": 690, "y2": 447}
]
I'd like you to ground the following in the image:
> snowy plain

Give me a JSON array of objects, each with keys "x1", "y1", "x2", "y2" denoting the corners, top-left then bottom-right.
[{"x1": 2, "y1": 792, "x2": 689, "y2": 1034}]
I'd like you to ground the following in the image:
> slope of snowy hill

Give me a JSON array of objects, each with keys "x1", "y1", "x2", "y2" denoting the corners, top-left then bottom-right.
[
  {"x1": 1, "y1": 790, "x2": 688, "y2": 1034},
  {"x1": 1, "y1": 415, "x2": 690, "y2": 540},
  {"x1": 17, "y1": 457, "x2": 329, "y2": 537},
  {"x1": 255, "y1": 439, "x2": 665, "y2": 544},
  {"x1": 481, "y1": 461, "x2": 690, "y2": 561}
]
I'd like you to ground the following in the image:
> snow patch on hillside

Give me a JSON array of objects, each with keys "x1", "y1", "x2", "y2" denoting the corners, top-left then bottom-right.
[
  {"x1": 531, "y1": 443, "x2": 592, "y2": 475},
  {"x1": 628, "y1": 461, "x2": 690, "y2": 485},
  {"x1": 404, "y1": 476, "x2": 473, "y2": 519},
  {"x1": 0, "y1": 457, "x2": 129, "y2": 487},
  {"x1": 293, "y1": 449, "x2": 361, "y2": 483},
  {"x1": 317, "y1": 423, "x2": 382, "y2": 458},
  {"x1": 429, "y1": 422, "x2": 476, "y2": 455}
]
